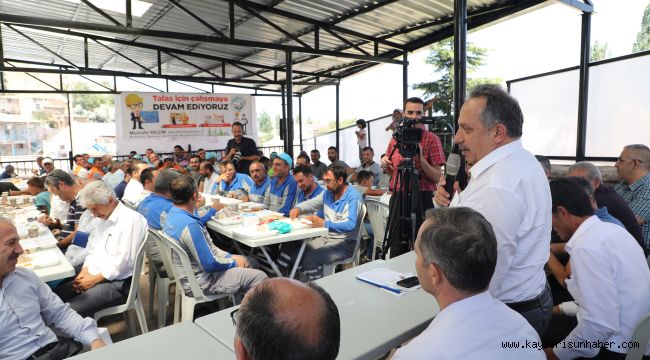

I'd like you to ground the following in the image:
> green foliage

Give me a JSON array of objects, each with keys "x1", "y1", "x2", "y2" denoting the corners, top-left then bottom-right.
[
  {"x1": 590, "y1": 40, "x2": 611, "y2": 61},
  {"x1": 633, "y1": 3, "x2": 650, "y2": 52},
  {"x1": 258, "y1": 111, "x2": 273, "y2": 134},
  {"x1": 413, "y1": 39, "x2": 499, "y2": 119},
  {"x1": 32, "y1": 111, "x2": 51, "y2": 122},
  {"x1": 69, "y1": 82, "x2": 115, "y2": 122}
]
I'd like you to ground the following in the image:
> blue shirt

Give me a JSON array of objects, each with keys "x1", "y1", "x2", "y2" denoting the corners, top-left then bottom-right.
[
  {"x1": 242, "y1": 176, "x2": 271, "y2": 204},
  {"x1": 615, "y1": 172, "x2": 650, "y2": 249},
  {"x1": 34, "y1": 191, "x2": 51, "y2": 213},
  {"x1": 296, "y1": 184, "x2": 324, "y2": 204},
  {"x1": 114, "y1": 180, "x2": 128, "y2": 200},
  {"x1": 594, "y1": 206, "x2": 625, "y2": 228},
  {"x1": 269, "y1": 175, "x2": 298, "y2": 216},
  {"x1": 163, "y1": 206, "x2": 235, "y2": 274},
  {"x1": 218, "y1": 173, "x2": 252, "y2": 199},
  {"x1": 137, "y1": 193, "x2": 215, "y2": 230},
  {"x1": 296, "y1": 185, "x2": 363, "y2": 243}
]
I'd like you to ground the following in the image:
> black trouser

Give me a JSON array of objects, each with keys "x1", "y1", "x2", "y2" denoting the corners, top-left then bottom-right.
[
  {"x1": 506, "y1": 283, "x2": 553, "y2": 338},
  {"x1": 28, "y1": 339, "x2": 83, "y2": 360}
]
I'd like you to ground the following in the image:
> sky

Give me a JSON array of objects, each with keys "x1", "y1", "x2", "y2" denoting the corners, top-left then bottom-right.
[{"x1": 254, "y1": 0, "x2": 649, "y2": 136}]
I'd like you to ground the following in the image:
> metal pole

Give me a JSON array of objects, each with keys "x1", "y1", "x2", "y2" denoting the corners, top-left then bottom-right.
[
  {"x1": 285, "y1": 51, "x2": 294, "y2": 159},
  {"x1": 280, "y1": 84, "x2": 286, "y2": 146},
  {"x1": 0, "y1": 24, "x2": 4, "y2": 91},
  {"x1": 402, "y1": 51, "x2": 408, "y2": 104},
  {"x1": 298, "y1": 95, "x2": 303, "y2": 152},
  {"x1": 66, "y1": 93, "x2": 74, "y2": 159},
  {"x1": 335, "y1": 83, "x2": 340, "y2": 151},
  {"x1": 453, "y1": 0, "x2": 467, "y2": 130},
  {"x1": 576, "y1": 11, "x2": 591, "y2": 162}
]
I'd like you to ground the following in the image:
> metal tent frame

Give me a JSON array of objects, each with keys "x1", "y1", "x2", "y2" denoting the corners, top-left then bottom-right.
[{"x1": 0, "y1": 0, "x2": 593, "y2": 160}]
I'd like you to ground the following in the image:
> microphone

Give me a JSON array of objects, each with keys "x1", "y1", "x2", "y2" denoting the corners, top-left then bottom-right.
[{"x1": 444, "y1": 153, "x2": 461, "y2": 201}]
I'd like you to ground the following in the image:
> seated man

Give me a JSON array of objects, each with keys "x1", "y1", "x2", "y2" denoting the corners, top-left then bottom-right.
[
  {"x1": 54, "y1": 180, "x2": 148, "y2": 317},
  {"x1": 26, "y1": 176, "x2": 51, "y2": 214},
  {"x1": 295, "y1": 153, "x2": 311, "y2": 167},
  {"x1": 614, "y1": 144, "x2": 650, "y2": 253},
  {"x1": 0, "y1": 219, "x2": 106, "y2": 359},
  {"x1": 217, "y1": 160, "x2": 252, "y2": 199},
  {"x1": 44, "y1": 170, "x2": 86, "y2": 249},
  {"x1": 269, "y1": 153, "x2": 297, "y2": 216},
  {"x1": 350, "y1": 147, "x2": 382, "y2": 186},
  {"x1": 294, "y1": 165, "x2": 324, "y2": 205},
  {"x1": 233, "y1": 278, "x2": 340, "y2": 360},
  {"x1": 544, "y1": 178, "x2": 650, "y2": 359},
  {"x1": 352, "y1": 170, "x2": 387, "y2": 198},
  {"x1": 198, "y1": 161, "x2": 219, "y2": 195},
  {"x1": 122, "y1": 160, "x2": 149, "y2": 205},
  {"x1": 163, "y1": 175, "x2": 267, "y2": 297},
  {"x1": 138, "y1": 170, "x2": 216, "y2": 268},
  {"x1": 393, "y1": 207, "x2": 543, "y2": 359},
  {"x1": 288, "y1": 165, "x2": 363, "y2": 280},
  {"x1": 568, "y1": 161, "x2": 644, "y2": 250},
  {"x1": 1, "y1": 164, "x2": 16, "y2": 179},
  {"x1": 242, "y1": 160, "x2": 271, "y2": 204}
]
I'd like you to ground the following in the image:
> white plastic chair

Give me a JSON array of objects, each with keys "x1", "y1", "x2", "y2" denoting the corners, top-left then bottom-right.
[
  {"x1": 155, "y1": 230, "x2": 234, "y2": 322},
  {"x1": 322, "y1": 204, "x2": 367, "y2": 276},
  {"x1": 365, "y1": 199, "x2": 389, "y2": 260},
  {"x1": 93, "y1": 232, "x2": 148, "y2": 335},
  {"x1": 145, "y1": 228, "x2": 176, "y2": 329},
  {"x1": 626, "y1": 312, "x2": 650, "y2": 360}
]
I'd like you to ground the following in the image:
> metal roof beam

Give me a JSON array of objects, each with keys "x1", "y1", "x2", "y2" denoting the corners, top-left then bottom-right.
[
  {"x1": 554, "y1": 0, "x2": 593, "y2": 13},
  {"x1": 321, "y1": 27, "x2": 370, "y2": 56},
  {"x1": 236, "y1": 2, "x2": 312, "y2": 49},
  {"x1": 79, "y1": 0, "x2": 122, "y2": 26},
  {"x1": 0, "y1": 14, "x2": 404, "y2": 64},
  {"x1": 6, "y1": 23, "x2": 340, "y2": 80},
  {"x1": 165, "y1": 0, "x2": 228, "y2": 37},
  {"x1": 228, "y1": 0, "x2": 404, "y2": 50},
  {"x1": 3, "y1": 61, "x2": 59, "y2": 91},
  {"x1": 5, "y1": 24, "x2": 80, "y2": 70}
]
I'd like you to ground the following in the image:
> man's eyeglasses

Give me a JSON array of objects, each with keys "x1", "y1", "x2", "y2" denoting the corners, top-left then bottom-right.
[
  {"x1": 323, "y1": 178, "x2": 341, "y2": 185},
  {"x1": 230, "y1": 308, "x2": 240, "y2": 326},
  {"x1": 617, "y1": 157, "x2": 643, "y2": 164}
]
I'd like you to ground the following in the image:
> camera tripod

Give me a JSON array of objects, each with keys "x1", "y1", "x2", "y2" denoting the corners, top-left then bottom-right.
[{"x1": 382, "y1": 151, "x2": 422, "y2": 259}]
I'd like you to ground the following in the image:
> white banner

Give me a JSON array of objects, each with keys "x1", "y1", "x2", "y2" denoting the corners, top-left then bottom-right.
[{"x1": 115, "y1": 92, "x2": 257, "y2": 153}]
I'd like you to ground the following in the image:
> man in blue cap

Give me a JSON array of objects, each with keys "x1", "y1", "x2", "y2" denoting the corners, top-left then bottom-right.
[{"x1": 269, "y1": 153, "x2": 297, "y2": 216}]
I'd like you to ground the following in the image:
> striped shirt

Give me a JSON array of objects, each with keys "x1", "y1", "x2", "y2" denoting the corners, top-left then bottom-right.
[
  {"x1": 59, "y1": 199, "x2": 85, "y2": 240},
  {"x1": 217, "y1": 173, "x2": 252, "y2": 200},
  {"x1": 615, "y1": 172, "x2": 650, "y2": 250}
]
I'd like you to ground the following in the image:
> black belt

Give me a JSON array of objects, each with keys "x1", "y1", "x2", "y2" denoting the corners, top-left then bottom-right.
[
  {"x1": 506, "y1": 287, "x2": 548, "y2": 313},
  {"x1": 29, "y1": 342, "x2": 58, "y2": 359}
]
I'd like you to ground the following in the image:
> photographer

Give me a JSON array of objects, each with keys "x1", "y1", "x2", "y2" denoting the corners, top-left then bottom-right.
[
  {"x1": 381, "y1": 97, "x2": 446, "y2": 212},
  {"x1": 223, "y1": 122, "x2": 260, "y2": 175}
]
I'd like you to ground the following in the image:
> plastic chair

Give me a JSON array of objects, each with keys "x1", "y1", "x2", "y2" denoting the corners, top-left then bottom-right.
[
  {"x1": 93, "y1": 232, "x2": 149, "y2": 335},
  {"x1": 365, "y1": 199, "x2": 389, "y2": 261},
  {"x1": 625, "y1": 312, "x2": 650, "y2": 360},
  {"x1": 145, "y1": 228, "x2": 175, "y2": 329},
  {"x1": 155, "y1": 230, "x2": 234, "y2": 322},
  {"x1": 322, "y1": 204, "x2": 367, "y2": 276}
]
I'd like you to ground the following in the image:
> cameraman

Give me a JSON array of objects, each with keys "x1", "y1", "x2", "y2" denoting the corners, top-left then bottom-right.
[
  {"x1": 223, "y1": 121, "x2": 260, "y2": 175},
  {"x1": 381, "y1": 97, "x2": 446, "y2": 211}
]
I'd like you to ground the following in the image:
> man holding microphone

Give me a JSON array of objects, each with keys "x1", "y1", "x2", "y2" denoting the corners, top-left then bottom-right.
[{"x1": 434, "y1": 84, "x2": 552, "y2": 337}]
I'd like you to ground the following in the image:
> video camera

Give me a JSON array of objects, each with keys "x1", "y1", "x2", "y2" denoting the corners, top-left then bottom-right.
[{"x1": 392, "y1": 116, "x2": 437, "y2": 159}]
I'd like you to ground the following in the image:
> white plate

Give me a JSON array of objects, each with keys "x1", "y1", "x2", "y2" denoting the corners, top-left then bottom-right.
[
  {"x1": 231, "y1": 228, "x2": 278, "y2": 239},
  {"x1": 214, "y1": 217, "x2": 242, "y2": 225}
]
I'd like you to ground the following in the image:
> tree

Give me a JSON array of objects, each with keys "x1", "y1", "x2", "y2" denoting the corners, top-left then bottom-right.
[
  {"x1": 413, "y1": 39, "x2": 500, "y2": 120},
  {"x1": 69, "y1": 82, "x2": 115, "y2": 122},
  {"x1": 258, "y1": 111, "x2": 273, "y2": 134},
  {"x1": 590, "y1": 40, "x2": 611, "y2": 61},
  {"x1": 633, "y1": 2, "x2": 650, "y2": 52}
]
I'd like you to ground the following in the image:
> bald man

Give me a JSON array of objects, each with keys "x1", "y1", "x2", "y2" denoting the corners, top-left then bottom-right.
[
  {"x1": 0, "y1": 219, "x2": 105, "y2": 359},
  {"x1": 233, "y1": 278, "x2": 340, "y2": 360}
]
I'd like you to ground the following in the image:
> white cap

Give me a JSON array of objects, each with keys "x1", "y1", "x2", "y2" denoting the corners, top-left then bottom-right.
[{"x1": 42, "y1": 157, "x2": 53, "y2": 164}]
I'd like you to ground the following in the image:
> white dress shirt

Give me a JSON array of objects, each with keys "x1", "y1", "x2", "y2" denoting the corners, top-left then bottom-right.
[
  {"x1": 83, "y1": 201, "x2": 147, "y2": 280},
  {"x1": 554, "y1": 216, "x2": 650, "y2": 359},
  {"x1": 122, "y1": 179, "x2": 144, "y2": 204},
  {"x1": 64, "y1": 210, "x2": 104, "y2": 268},
  {"x1": 453, "y1": 140, "x2": 551, "y2": 303},
  {"x1": 49, "y1": 194, "x2": 69, "y2": 223},
  {"x1": 393, "y1": 291, "x2": 544, "y2": 360},
  {"x1": 203, "y1": 172, "x2": 220, "y2": 195},
  {"x1": 0, "y1": 268, "x2": 99, "y2": 360}
]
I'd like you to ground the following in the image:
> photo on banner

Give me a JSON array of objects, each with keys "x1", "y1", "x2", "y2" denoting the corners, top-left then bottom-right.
[{"x1": 115, "y1": 92, "x2": 257, "y2": 153}]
